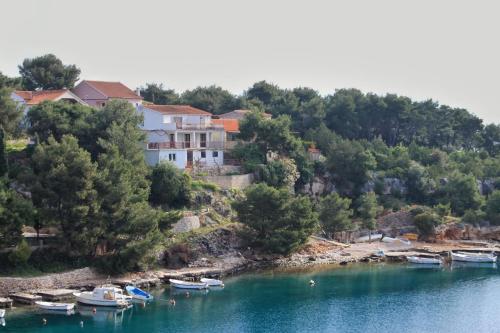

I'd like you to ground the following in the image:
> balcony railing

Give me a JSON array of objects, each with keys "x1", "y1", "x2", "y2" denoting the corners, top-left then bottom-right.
[
  {"x1": 174, "y1": 123, "x2": 224, "y2": 131},
  {"x1": 147, "y1": 141, "x2": 225, "y2": 150}
]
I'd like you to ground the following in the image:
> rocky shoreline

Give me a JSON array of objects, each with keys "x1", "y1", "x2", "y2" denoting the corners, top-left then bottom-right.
[{"x1": 1, "y1": 235, "x2": 499, "y2": 297}]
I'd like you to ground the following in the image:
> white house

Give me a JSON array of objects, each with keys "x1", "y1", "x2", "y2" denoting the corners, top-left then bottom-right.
[
  {"x1": 139, "y1": 104, "x2": 225, "y2": 169},
  {"x1": 11, "y1": 89, "x2": 87, "y2": 113}
]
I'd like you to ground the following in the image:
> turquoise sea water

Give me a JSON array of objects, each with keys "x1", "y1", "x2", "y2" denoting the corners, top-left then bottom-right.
[{"x1": 2, "y1": 263, "x2": 500, "y2": 333}]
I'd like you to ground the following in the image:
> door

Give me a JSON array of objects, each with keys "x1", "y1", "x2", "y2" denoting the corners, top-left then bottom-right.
[
  {"x1": 187, "y1": 151, "x2": 193, "y2": 167},
  {"x1": 184, "y1": 134, "x2": 191, "y2": 148},
  {"x1": 169, "y1": 134, "x2": 175, "y2": 148},
  {"x1": 200, "y1": 133, "x2": 207, "y2": 148}
]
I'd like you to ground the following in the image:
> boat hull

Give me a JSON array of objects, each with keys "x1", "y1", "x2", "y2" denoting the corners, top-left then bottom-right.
[
  {"x1": 407, "y1": 256, "x2": 442, "y2": 265},
  {"x1": 73, "y1": 293, "x2": 129, "y2": 307},
  {"x1": 200, "y1": 278, "x2": 224, "y2": 287},
  {"x1": 169, "y1": 279, "x2": 208, "y2": 290},
  {"x1": 451, "y1": 253, "x2": 497, "y2": 263},
  {"x1": 35, "y1": 301, "x2": 75, "y2": 311}
]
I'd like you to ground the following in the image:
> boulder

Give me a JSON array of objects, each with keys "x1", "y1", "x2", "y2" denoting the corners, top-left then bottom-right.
[{"x1": 172, "y1": 216, "x2": 200, "y2": 234}]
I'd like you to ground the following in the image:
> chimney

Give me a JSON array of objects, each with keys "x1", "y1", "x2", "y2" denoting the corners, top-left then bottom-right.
[{"x1": 135, "y1": 88, "x2": 141, "y2": 97}]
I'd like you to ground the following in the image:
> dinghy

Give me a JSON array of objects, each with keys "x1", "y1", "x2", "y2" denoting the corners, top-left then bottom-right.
[
  {"x1": 0, "y1": 309, "x2": 4, "y2": 318},
  {"x1": 35, "y1": 301, "x2": 75, "y2": 311},
  {"x1": 169, "y1": 279, "x2": 208, "y2": 290},
  {"x1": 407, "y1": 255, "x2": 442, "y2": 265},
  {"x1": 125, "y1": 286, "x2": 153, "y2": 301},
  {"x1": 450, "y1": 251, "x2": 497, "y2": 263},
  {"x1": 200, "y1": 278, "x2": 224, "y2": 287}
]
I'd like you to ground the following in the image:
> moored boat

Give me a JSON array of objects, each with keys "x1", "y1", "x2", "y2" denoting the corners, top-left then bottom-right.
[
  {"x1": 169, "y1": 279, "x2": 208, "y2": 290},
  {"x1": 73, "y1": 286, "x2": 130, "y2": 307},
  {"x1": 407, "y1": 255, "x2": 442, "y2": 265},
  {"x1": 450, "y1": 251, "x2": 497, "y2": 263},
  {"x1": 35, "y1": 301, "x2": 75, "y2": 311},
  {"x1": 200, "y1": 278, "x2": 224, "y2": 287},
  {"x1": 125, "y1": 286, "x2": 154, "y2": 301}
]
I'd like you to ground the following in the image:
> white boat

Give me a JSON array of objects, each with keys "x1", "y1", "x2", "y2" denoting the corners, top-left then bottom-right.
[
  {"x1": 450, "y1": 251, "x2": 497, "y2": 263},
  {"x1": 407, "y1": 256, "x2": 442, "y2": 265},
  {"x1": 125, "y1": 286, "x2": 153, "y2": 301},
  {"x1": 35, "y1": 301, "x2": 75, "y2": 311},
  {"x1": 169, "y1": 279, "x2": 208, "y2": 290},
  {"x1": 73, "y1": 286, "x2": 130, "y2": 307},
  {"x1": 0, "y1": 309, "x2": 4, "y2": 318},
  {"x1": 200, "y1": 278, "x2": 224, "y2": 287}
]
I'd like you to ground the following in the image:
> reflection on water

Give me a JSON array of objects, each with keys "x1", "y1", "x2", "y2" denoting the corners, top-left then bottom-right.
[
  {"x1": 451, "y1": 261, "x2": 498, "y2": 270},
  {"x1": 39, "y1": 309, "x2": 75, "y2": 316}
]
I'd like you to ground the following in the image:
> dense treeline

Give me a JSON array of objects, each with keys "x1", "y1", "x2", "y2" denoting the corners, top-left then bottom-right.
[{"x1": 2, "y1": 54, "x2": 500, "y2": 269}]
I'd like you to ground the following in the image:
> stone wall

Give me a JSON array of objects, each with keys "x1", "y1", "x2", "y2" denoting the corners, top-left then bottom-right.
[{"x1": 203, "y1": 173, "x2": 254, "y2": 190}]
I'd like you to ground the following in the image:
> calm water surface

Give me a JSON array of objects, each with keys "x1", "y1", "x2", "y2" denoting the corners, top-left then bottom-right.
[{"x1": 2, "y1": 263, "x2": 500, "y2": 333}]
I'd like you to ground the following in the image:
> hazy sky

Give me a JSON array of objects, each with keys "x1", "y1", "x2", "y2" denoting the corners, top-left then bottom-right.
[{"x1": 1, "y1": 0, "x2": 499, "y2": 123}]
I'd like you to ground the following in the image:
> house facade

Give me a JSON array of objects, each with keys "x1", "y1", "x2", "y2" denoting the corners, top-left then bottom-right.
[
  {"x1": 72, "y1": 80, "x2": 142, "y2": 108},
  {"x1": 139, "y1": 104, "x2": 225, "y2": 169}
]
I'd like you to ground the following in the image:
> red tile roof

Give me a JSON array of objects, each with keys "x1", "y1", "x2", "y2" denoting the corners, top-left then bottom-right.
[
  {"x1": 83, "y1": 80, "x2": 142, "y2": 99},
  {"x1": 212, "y1": 119, "x2": 239, "y2": 132},
  {"x1": 14, "y1": 90, "x2": 69, "y2": 105},
  {"x1": 145, "y1": 104, "x2": 212, "y2": 116}
]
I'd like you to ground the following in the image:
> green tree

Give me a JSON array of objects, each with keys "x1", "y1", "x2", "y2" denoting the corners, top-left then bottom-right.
[
  {"x1": 18, "y1": 54, "x2": 80, "y2": 90},
  {"x1": 0, "y1": 87, "x2": 24, "y2": 136},
  {"x1": 8, "y1": 239, "x2": 32, "y2": 265},
  {"x1": 260, "y1": 158, "x2": 299, "y2": 189},
  {"x1": 27, "y1": 101, "x2": 95, "y2": 143},
  {"x1": 181, "y1": 85, "x2": 238, "y2": 114},
  {"x1": 319, "y1": 193, "x2": 353, "y2": 238},
  {"x1": 485, "y1": 190, "x2": 500, "y2": 225},
  {"x1": 356, "y1": 192, "x2": 380, "y2": 242},
  {"x1": 0, "y1": 182, "x2": 34, "y2": 249},
  {"x1": 149, "y1": 162, "x2": 191, "y2": 208},
  {"x1": 95, "y1": 102, "x2": 161, "y2": 271},
  {"x1": 31, "y1": 135, "x2": 100, "y2": 255},
  {"x1": 0, "y1": 71, "x2": 22, "y2": 89},
  {"x1": 232, "y1": 183, "x2": 318, "y2": 254},
  {"x1": 462, "y1": 209, "x2": 485, "y2": 225},
  {"x1": 140, "y1": 83, "x2": 180, "y2": 105},
  {"x1": 442, "y1": 172, "x2": 483, "y2": 215},
  {"x1": 413, "y1": 212, "x2": 442, "y2": 239},
  {"x1": 0, "y1": 128, "x2": 7, "y2": 176}
]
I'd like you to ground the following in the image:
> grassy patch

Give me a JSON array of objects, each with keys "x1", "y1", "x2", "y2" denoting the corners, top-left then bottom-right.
[
  {"x1": 6, "y1": 139, "x2": 29, "y2": 153},
  {"x1": 191, "y1": 180, "x2": 219, "y2": 191}
]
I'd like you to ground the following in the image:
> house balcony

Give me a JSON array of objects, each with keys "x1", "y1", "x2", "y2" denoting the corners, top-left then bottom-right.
[
  {"x1": 147, "y1": 141, "x2": 225, "y2": 150},
  {"x1": 174, "y1": 123, "x2": 225, "y2": 131}
]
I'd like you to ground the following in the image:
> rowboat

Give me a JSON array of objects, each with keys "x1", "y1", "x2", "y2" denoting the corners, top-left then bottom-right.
[
  {"x1": 35, "y1": 301, "x2": 75, "y2": 311},
  {"x1": 200, "y1": 278, "x2": 224, "y2": 287},
  {"x1": 450, "y1": 251, "x2": 497, "y2": 263},
  {"x1": 73, "y1": 286, "x2": 130, "y2": 307},
  {"x1": 125, "y1": 286, "x2": 153, "y2": 301},
  {"x1": 0, "y1": 309, "x2": 4, "y2": 318},
  {"x1": 169, "y1": 279, "x2": 208, "y2": 290},
  {"x1": 407, "y1": 256, "x2": 442, "y2": 265}
]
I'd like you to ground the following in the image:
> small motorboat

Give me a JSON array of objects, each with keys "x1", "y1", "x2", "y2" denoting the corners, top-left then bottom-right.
[
  {"x1": 407, "y1": 255, "x2": 442, "y2": 265},
  {"x1": 0, "y1": 309, "x2": 4, "y2": 318},
  {"x1": 125, "y1": 286, "x2": 154, "y2": 301},
  {"x1": 73, "y1": 286, "x2": 130, "y2": 307},
  {"x1": 169, "y1": 279, "x2": 208, "y2": 290},
  {"x1": 451, "y1": 251, "x2": 497, "y2": 263},
  {"x1": 35, "y1": 301, "x2": 75, "y2": 311},
  {"x1": 200, "y1": 278, "x2": 224, "y2": 287}
]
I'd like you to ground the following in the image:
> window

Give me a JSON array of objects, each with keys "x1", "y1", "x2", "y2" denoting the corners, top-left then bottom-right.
[
  {"x1": 212, "y1": 151, "x2": 219, "y2": 158},
  {"x1": 201, "y1": 151, "x2": 206, "y2": 158},
  {"x1": 101, "y1": 102, "x2": 106, "y2": 107},
  {"x1": 168, "y1": 153, "x2": 176, "y2": 161}
]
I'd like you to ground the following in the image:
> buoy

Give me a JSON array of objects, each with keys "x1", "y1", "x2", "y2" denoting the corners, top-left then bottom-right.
[
  {"x1": 169, "y1": 299, "x2": 176, "y2": 306},
  {"x1": 80, "y1": 321, "x2": 84, "y2": 327},
  {"x1": 309, "y1": 279, "x2": 315, "y2": 286},
  {"x1": 42, "y1": 318, "x2": 47, "y2": 325},
  {"x1": 185, "y1": 292, "x2": 190, "y2": 298},
  {"x1": 92, "y1": 308, "x2": 97, "y2": 314}
]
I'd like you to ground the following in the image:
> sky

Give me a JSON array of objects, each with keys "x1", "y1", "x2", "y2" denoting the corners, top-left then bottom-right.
[{"x1": 1, "y1": 0, "x2": 499, "y2": 123}]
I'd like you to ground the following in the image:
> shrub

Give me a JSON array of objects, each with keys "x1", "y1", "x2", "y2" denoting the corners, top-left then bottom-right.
[
  {"x1": 413, "y1": 212, "x2": 442, "y2": 238},
  {"x1": 8, "y1": 239, "x2": 32, "y2": 265}
]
